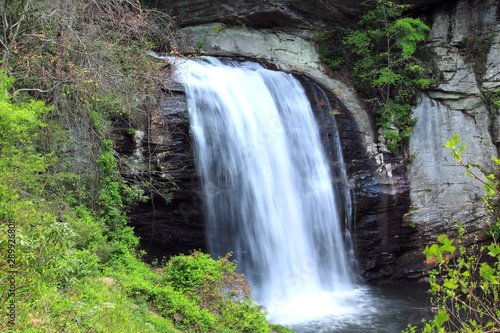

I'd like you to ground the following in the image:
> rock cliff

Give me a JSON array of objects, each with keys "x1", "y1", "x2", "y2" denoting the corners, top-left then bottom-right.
[
  {"x1": 403, "y1": 0, "x2": 500, "y2": 278},
  {"x1": 127, "y1": 0, "x2": 500, "y2": 281}
]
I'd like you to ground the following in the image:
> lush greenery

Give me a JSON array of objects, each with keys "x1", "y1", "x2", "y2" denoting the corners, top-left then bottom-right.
[
  {"x1": 404, "y1": 136, "x2": 500, "y2": 332},
  {"x1": 319, "y1": 0, "x2": 434, "y2": 153},
  {"x1": 0, "y1": 0, "x2": 284, "y2": 332}
]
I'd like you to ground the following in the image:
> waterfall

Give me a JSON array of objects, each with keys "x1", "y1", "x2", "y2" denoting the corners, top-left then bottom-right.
[{"x1": 177, "y1": 57, "x2": 355, "y2": 322}]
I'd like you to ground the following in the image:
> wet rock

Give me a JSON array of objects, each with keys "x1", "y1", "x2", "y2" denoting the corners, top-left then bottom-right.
[
  {"x1": 299, "y1": 76, "x2": 414, "y2": 282},
  {"x1": 116, "y1": 91, "x2": 206, "y2": 262}
]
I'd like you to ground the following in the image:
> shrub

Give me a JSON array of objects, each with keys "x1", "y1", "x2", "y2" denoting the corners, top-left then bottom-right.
[{"x1": 116, "y1": 251, "x2": 271, "y2": 332}]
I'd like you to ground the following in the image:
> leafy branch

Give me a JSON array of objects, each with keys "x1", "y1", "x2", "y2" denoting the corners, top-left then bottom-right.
[{"x1": 445, "y1": 134, "x2": 500, "y2": 198}]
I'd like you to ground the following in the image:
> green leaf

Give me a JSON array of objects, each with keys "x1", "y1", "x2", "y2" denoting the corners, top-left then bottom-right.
[
  {"x1": 445, "y1": 134, "x2": 461, "y2": 148},
  {"x1": 487, "y1": 243, "x2": 500, "y2": 257},
  {"x1": 479, "y1": 263, "x2": 498, "y2": 283},
  {"x1": 437, "y1": 234, "x2": 456, "y2": 253},
  {"x1": 424, "y1": 244, "x2": 440, "y2": 260},
  {"x1": 443, "y1": 278, "x2": 459, "y2": 290},
  {"x1": 434, "y1": 309, "x2": 449, "y2": 327},
  {"x1": 430, "y1": 282, "x2": 440, "y2": 292}
]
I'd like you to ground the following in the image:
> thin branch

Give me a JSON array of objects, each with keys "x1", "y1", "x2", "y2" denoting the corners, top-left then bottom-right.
[
  {"x1": 459, "y1": 158, "x2": 500, "y2": 195},
  {"x1": 13, "y1": 86, "x2": 56, "y2": 96}
]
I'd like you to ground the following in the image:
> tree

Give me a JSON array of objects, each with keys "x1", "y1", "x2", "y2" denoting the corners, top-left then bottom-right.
[
  {"x1": 0, "y1": 69, "x2": 51, "y2": 191},
  {"x1": 343, "y1": 0, "x2": 434, "y2": 153},
  {"x1": 0, "y1": 0, "x2": 181, "y2": 216},
  {"x1": 0, "y1": 0, "x2": 37, "y2": 68}
]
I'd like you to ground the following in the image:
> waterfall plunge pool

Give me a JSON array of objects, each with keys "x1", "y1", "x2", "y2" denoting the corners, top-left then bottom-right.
[{"x1": 273, "y1": 283, "x2": 432, "y2": 333}]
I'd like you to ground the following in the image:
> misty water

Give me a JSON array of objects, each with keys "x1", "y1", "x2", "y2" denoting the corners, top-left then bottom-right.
[{"x1": 173, "y1": 56, "x2": 431, "y2": 332}]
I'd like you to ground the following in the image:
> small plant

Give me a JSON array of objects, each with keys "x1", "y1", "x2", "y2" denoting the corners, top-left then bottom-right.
[
  {"x1": 127, "y1": 127, "x2": 136, "y2": 136},
  {"x1": 196, "y1": 36, "x2": 208, "y2": 52},
  {"x1": 445, "y1": 134, "x2": 500, "y2": 239},
  {"x1": 408, "y1": 150, "x2": 420, "y2": 163},
  {"x1": 483, "y1": 89, "x2": 500, "y2": 113}
]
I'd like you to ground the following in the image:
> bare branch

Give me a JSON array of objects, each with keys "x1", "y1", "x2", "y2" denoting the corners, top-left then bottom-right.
[{"x1": 13, "y1": 86, "x2": 56, "y2": 96}]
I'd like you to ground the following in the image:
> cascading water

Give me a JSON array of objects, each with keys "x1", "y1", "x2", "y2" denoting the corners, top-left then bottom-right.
[
  {"x1": 176, "y1": 56, "x2": 356, "y2": 318},
  {"x1": 159, "y1": 55, "x2": 432, "y2": 332}
]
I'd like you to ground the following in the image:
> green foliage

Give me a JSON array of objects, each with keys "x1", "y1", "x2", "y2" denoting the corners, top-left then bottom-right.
[
  {"x1": 269, "y1": 324, "x2": 296, "y2": 333},
  {"x1": 315, "y1": 29, "x2": 346, "y2": 70},
  {"x1": 0, "y1": 70, "x2": 53, "y2": 193},
  {"x1": 127, "y1": 127, "x2": 136, "y2": 136},
  {"x1": 342, "y1": 0, "x2": 434, "y2": 153},
  {"x1": 405, "y1": 229, "x2": 500, "y2": 332},
  {"x1": 423, "y1": 234, "x2": 456, "y2": 263},
  {"x1": 115, "y1": 251, "x2": 271, "y2": 333},
  {"x1": 196, "y1": 35, "x2": 208, "y2": 52},
  {"x1": 164, "y1": 251, "x2": 269, "y2": 332},
  {"x1": 483, "y1": 89, "x2": 500, "y2": 115},
  {"x1": 445, "y1": 134, "x2": 467, "y2": 161}
]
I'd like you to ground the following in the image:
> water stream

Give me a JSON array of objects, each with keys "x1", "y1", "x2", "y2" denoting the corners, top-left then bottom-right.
[{"x1": 174, "y1": 56, "x2": 430, "y2": 331}]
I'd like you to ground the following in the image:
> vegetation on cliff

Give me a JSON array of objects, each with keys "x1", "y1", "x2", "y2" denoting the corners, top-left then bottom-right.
[
  {"x1": 318, "y1": 0, "x2": 435, "y2": 154},
  {"x1": 0, "y1": 0, "x2": 278, "y2": 331}
]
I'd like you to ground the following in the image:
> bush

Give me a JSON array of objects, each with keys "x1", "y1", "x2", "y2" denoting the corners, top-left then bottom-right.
[{"x1": 116, "y1": 251, "x2": 271, "y2": 332}]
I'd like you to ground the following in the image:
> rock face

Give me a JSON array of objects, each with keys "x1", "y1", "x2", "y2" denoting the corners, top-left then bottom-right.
[
  {"x1": 117, "y1": 88, "x2": 206, "y2": 262},
  {"x1": 128, "y1": 0, "x2": 500, "y2": 281},
  {"x1": 160, "y1": 0, "x2": 442, "y2": 29},
  {"x1": 405, "y1": 0, "x2": 500, "y2": 277}
]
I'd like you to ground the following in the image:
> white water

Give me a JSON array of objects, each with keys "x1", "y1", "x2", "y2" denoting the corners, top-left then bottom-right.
[{"x1": 176, "y1": 57, "x2": 361, "y2": 325}]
